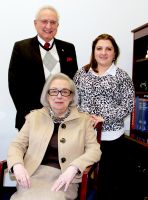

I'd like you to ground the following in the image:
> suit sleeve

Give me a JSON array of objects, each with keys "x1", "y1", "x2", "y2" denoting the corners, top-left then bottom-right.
[{"x1": 8, "y1": 42, "x2": 22, "y2": 110}]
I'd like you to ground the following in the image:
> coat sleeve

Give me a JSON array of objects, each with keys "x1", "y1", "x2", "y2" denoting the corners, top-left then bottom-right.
[
  {"x1": 70, "y1": 116, "x2": 101, "y2": 174},
  {"x1": 7, "y1": 113, "x2": 30, "y2": 171}
]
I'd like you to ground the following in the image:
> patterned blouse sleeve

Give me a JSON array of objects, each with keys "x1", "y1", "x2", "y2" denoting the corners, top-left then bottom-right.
[
  {"x1": 73, "y1": 68, "x2": 81, "y2": 87},
  {"x1": 104, "y1": 71, "x2": 135, "y2": 124},
  {"x1": 73, "y1": 68, "x2": 83, "y2": 111}
]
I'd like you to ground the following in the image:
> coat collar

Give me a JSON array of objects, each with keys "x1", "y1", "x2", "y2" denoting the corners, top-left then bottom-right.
[{"x1": 39, "y1": 106, "x2": 81, "y2": 122}]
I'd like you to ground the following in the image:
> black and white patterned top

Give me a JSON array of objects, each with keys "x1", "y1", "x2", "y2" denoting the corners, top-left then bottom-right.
[{"x1": 73, "y1": 65, "x2": 135, "y2": 139}]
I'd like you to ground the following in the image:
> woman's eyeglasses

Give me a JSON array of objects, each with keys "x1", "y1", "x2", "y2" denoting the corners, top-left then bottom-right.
[{"x1": 48, "y1": 89, "x2": 72, "y2": 97}]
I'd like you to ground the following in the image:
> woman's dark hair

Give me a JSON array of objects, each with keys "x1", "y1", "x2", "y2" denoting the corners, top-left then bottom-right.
[{"x1": 85, "y1": 34, "x2": 120, "y2": 72}]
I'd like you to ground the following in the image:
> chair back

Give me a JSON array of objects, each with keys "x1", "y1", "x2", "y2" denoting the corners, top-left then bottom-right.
[
  {"x1": 95, "y1": 122, "x2": 103, "y2": 144},
  {"x1": 79, "y1": 121, "x2": 103, "y2": 200}
]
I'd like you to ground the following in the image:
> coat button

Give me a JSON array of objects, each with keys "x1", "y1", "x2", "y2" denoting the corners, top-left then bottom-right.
[
  {"x1": 60, "y1": 138, "x2": 66, "y2": 143},
  {"x1": 61, "y1": 124, "x2": 66, "y2": 129},
  {"x1": 61, "y1": 157, "x2": 66, "y2": 163}
]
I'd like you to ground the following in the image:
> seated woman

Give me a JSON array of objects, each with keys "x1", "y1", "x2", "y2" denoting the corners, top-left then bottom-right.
[{"x1": 7, "y1": 73, "x2": 102, "y2": 200}]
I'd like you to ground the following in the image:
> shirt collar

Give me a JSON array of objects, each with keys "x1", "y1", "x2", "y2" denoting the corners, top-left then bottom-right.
[
  {"x1": 102, "y1": 63, "x2": 117, "y2": 76},
  {"x1": 37, "y1": 35, "x2": 54, "y2": 47},
  {"x1": 89, "y1": 63, "x2": 117, "y2": 77}
]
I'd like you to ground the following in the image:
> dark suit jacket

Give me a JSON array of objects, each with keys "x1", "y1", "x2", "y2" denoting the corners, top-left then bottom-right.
[{"x1": 8, "y1": 36, "x2": 78, "y2": 130}]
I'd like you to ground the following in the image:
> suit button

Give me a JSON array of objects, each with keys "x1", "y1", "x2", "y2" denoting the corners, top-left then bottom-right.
[
  {"x1": 61, "y1": 124, "x2": 66, "y2": 129},
  {"x1": 60, "y1": 138, "x2": 66, "y2": 143},
  {"x1": 61, "y1": 157, "x2": 66, "y2": 163}
]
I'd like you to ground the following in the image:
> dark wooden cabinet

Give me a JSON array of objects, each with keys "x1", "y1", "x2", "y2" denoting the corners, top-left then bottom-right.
[
  {"x1": 124, "y1": 136, "x2": 148, "y2": 200},
  {"x1": 132, "y1": 24, "x2": 148, "y2": 95},
  {"x1": 128, "y1": 23, "x2": 148, "y2": 200},
  {"x1": 130, "y1": 23, "x2": 148, "y2": 145}
]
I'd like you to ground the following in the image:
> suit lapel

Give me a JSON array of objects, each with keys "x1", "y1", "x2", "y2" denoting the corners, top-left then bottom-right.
[
  {"x1": 29, "y1": 36, "x2": 45, "y2": 81},
  {"x1": 54, "y1": 38, "x2": 67, "y2": 73},
  {"x1": 55, "y1": 38, "x2": 66, "y2": 57},
  {"x1": 30, "y1": 36, "x2": 43, "y2": 64}
]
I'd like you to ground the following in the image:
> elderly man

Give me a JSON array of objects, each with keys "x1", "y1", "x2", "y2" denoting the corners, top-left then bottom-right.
[{"x1": 8, "y1": 5, "x2": 78, "y2": 130}]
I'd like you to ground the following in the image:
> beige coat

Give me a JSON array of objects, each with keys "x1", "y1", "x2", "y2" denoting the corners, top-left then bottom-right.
[{"x1": 7, "y1": 106, "x2": 101, "y2": 183}]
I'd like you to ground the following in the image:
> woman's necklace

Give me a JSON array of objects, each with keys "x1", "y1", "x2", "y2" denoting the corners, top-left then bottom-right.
[{"x1": 48, "y1": 107, "x2": 71, "y2": 124}]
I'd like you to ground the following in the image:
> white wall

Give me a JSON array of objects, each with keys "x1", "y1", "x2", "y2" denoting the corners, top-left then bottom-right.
[{"x1": 0, "y1": 0, "x2": 148, "y2": 185}]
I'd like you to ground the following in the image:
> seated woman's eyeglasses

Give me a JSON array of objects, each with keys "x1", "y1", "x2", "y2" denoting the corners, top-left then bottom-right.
[{"x1": 48, "y1": 89, "x2": 72, "y2": 97}]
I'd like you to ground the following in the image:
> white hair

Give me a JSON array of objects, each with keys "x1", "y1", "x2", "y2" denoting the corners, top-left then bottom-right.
[
  {"x1": 35, "y1": 5, "x2": 60, "y2": 22},
  {"x1": 40, "y1": 73, "x2": 78, "y2": 107}
]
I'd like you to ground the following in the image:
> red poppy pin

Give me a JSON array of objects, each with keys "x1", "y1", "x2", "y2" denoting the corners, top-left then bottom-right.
[{"x1": 66, "y1": 57, "x2": 73, "y2": 62}]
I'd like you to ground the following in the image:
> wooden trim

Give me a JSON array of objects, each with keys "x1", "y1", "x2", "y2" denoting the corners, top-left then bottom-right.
[
  {"x1": 124, "y1": 135, "x2": 148, "y2": 148},
  {"x1": 131, "y1": 23, "x2": 148, "y2": 39},
  {"x1": 131, "y1": 23, "x2": 148, "y2": 33}
]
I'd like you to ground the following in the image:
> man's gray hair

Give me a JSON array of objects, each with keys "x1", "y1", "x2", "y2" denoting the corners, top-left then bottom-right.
[
  {"x1": 40, "y1": 73, "x2": 78, "y2": 107},
  {"x1": 35, "y1": 5, "x2": 60, "y2": 22}
]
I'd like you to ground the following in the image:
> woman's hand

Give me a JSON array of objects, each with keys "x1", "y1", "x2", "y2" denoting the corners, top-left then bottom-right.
[
  {"x1": 13, "y1": 163, "x2": 31, "y2": 188},
  {"x1": 91, "y1": 115, "x2": 104, "y2": 127},
  {"x1": 51, "y1": 166, "x2": 78, "y2": 192}
]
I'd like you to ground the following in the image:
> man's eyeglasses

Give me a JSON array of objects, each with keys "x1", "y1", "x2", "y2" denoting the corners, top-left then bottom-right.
[
  {"x1": 48, "y1": 89, "x2": 72, "y2": 97},
  {"x1": 38, "y1": 19, "x2": 58, "y2": 26}
]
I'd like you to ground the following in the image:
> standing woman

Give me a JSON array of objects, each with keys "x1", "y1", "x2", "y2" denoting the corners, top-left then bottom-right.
[{"x1": 74, "y1": 34, "x2": 135, "y2": 200}]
